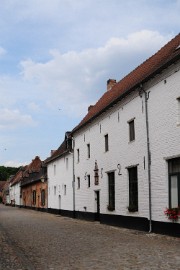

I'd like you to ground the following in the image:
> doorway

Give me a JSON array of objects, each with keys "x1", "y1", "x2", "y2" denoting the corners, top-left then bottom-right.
[
  {"x1": 58, "y1": 195, "x2": 61, "y2": 215},
  {"x1": 95, "y1": 190, "x2": 100, "y2": 221}
]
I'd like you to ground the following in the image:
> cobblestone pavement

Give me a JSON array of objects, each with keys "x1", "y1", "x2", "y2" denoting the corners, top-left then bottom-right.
[{"x1": 0, "y1": 205, "x2": 179, "y2": 270}]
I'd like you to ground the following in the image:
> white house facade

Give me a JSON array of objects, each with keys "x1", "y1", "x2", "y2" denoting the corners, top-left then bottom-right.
[
  {"x1": 9, "y1": 170, "x2": 23, "y2": 207},
  {"x1": 46, "y1": 132, "x2": 74, "y2": 217},
  {"x1": 9, "y1": 182, "x2": 21, "y2": 206},
  {"x1": 72, "y1": 34, "x2": 180, "y2": 236}
]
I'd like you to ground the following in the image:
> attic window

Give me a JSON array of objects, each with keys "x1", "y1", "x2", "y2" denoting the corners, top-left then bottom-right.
[{"x1": 175, "y1": 44, "x2": 180, "y2": 51}]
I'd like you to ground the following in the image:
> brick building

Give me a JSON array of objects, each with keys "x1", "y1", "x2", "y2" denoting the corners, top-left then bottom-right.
[{"x1": 21, "y1": 156, "x2": 48, "y2": 211}]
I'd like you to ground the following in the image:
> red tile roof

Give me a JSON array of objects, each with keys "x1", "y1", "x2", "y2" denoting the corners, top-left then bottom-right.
[
  {"x1": 10, "y1": 169, "x2": 24, "y2": 186},
  {"x1": 45, "y1": 132, "x2": 72, "y2": 164},
  {"x1": 45, "y1": 140, "x2": 68, "y2": 164},
  {"x1": 23, "y1": 156, "x2": 42, "y2": 177},
  {"x1": 72, "y1": 33, "x2": 180, "y2": 134}
]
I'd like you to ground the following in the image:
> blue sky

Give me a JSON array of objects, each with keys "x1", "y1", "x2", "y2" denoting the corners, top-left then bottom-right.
[{"x1": 0, "y1": 0, "x2": 179, "y2": 167}]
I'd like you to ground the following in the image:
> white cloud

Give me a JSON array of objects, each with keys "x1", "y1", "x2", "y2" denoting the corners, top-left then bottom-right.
[
  {"x1": 4, "y1": 160, "x2": 27, "y2": 168},
  {"x1": 20, "y1": 30, "x2": 172, "y2": 117},
  {"x1": 27, "y1": 102, "x2": 41, "y2": 112},
  {"x1": 0, "y1": 46, "x2": 6, "y2": 57},
  {"x1": 0, "y1": 108, "x2": 37, "y2": 130}
]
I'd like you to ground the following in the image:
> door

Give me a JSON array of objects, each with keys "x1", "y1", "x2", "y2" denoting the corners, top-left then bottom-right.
[
  {"x1": 95, "y1": 191, "x2": 100, "y2": 221},
  {"x1": 58, "y1": 195, "x2": 61, "y2": 215}
]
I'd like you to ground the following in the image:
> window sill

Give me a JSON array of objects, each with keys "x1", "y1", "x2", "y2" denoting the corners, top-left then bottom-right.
[
  {"x1": 128, "y1": 140, "x2": 135, "y2": 144},
  {"x1": 128, "y1": 206, "x2": 138, "y2": 212},
  {"x1": 107, "y1": 206, "x2": 115, "y2": 211}
]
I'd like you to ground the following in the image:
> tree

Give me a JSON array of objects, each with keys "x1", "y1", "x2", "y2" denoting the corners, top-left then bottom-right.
[{"x1": 0, "y1": 166, "x2": 19, "y2": 181}]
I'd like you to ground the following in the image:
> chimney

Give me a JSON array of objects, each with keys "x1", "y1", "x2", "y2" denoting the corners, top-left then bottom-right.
[
  {"x1": 107, "y1": 79, "x2": 116, "y2": 91},
  {"x1": 88, "y1": 105, "x2": 94, "y2": 112},
  {"x1": 51, "y1": 150, "x2": 56, "y2": 156}
]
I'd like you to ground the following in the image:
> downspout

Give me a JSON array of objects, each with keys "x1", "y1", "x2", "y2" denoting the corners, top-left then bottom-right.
[{"x1": 140, "y1": 84, "x2": 152, "y2": 233}]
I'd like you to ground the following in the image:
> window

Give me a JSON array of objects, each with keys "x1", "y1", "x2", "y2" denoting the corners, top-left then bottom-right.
[
  {"x1": 64, "y1": 185, "x2": 67, "y2": 195},
  {"x1": 41, "y1": 189, "x2": 45, "y2": 206},
  {"x1": 54, "y1": 186, "x2": 56, "y2": 195},
  {"x1": 54, "y1": 164, "x2": 56, "y2": 175},
  {"x1": 177, "y1": 97, "x2": 180, "y2": 125},
  {"x1": 87, "y1": 144, "x2": 90, "y2": 159},
  {"x1": 32, "y1": 190, "x2": 36, "y2": 205},
  {"x1": 129, "y1": 119, "x2": 135, "y2": 142},
  {"x1": 77, "y1": 177, "x2": 80, "y2": 189},
  {"x1": 87, "y1": 175, "x2": 90, "y2": 188},
  {"x1": 66, "y1": 158, "x2": 68, "y2": 170},
  {"x1": 77, "y1": 149, "x2": 80, "y2": 163},
  {"x1": 105, "y1": 134, "x2": 109, "y2": 152},
  {"x1": 108, "y1": 172, "x2": 115, "y2": 211},
  {"x1": 169, "y1": 157, "x2": 180, "y2": 208},
  {"x1": 128, "y1": 167, "x2": 138, "y2": 212}
]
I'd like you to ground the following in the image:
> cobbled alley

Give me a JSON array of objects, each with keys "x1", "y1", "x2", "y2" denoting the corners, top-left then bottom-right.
[{"x1": 0, "y1": 204, "x2": 179, "y2": 270}]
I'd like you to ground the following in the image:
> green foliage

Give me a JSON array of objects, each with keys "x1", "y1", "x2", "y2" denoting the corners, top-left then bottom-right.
[{"x1": 0, "y1": 166, "x2": 19, "y2": 181}]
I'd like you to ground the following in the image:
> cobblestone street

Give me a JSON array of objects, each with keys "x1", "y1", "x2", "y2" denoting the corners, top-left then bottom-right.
[{"x1": 0, "y1": 204, "x2": 179, "y2": 270}]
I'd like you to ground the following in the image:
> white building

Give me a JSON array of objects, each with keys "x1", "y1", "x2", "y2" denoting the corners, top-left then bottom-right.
[
  {"x1": 46, "y1": 132, "x2": 74, "y2": 217},
  {"x1": 9, "y1": 169, "x2": 24, "y2": 207},
  {"x1": 72, "y1": 34, "x2": 180, "y2": 236}
]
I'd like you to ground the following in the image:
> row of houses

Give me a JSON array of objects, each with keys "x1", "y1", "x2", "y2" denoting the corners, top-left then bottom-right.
[{"x1": 1, "y1": 33, "x2": 180, "y2": 237}]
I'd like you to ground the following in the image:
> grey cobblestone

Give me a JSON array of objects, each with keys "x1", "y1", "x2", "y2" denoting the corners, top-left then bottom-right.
[{"x1": 0, "y1": 204, "x2": 179, "y2": 270}]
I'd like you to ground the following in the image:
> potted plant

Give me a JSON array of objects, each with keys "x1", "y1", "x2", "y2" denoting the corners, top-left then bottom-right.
[{"x1": 164, "y1": 207, "x2": 180, "y2": 222}]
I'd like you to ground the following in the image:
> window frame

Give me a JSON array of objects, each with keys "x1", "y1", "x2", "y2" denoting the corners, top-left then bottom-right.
[
  {"x1": 41, "y1": 189, "x2": 45, "y2": 206},
  {"x1": 54, "y1": 186, "x2": 56, "y2": 195},
  {"x1": 168, "y1": 157, "x2": 180, "y2": 208},
  {"x1": 54, "y1": 164, "x2": 56, "y2": 175},
  {"x1": 87, "y1": 143, "x2": 90, "y2": 159},
  {"x1": 77, "y1": 177, "x2": 80, "y2": 189},
  {"x1": 107, "y1": 172, "x2": 115, "y2": 211},
  {"x1": 128, "y1": 119, "x2": 135, "y2": 142},
  {"x1": 128, "y1": 166, "x2": 138, "y2": 212},
  {"x1": 87, "y1": 174, "x2": 90, "y2": 188},
  {"x1": 32, "y1": 190, "x2": 36, "y2": 205},
  {"x1": 64, "y1": 185, "x2": 67, "y2": 195},
  {"x1": 104, "y1": 134, "x2": 109, "y2": 152},
  {"x1": 177, "y1": 97, "x2": 180, "y2": 125},
  {"x1": 77, "y1": 149, "x2": 80, "y2": 163}
]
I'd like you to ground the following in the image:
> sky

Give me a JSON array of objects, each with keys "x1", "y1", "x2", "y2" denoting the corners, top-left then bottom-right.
[{"x1": 0, "y1": 0, "x2": 180, "y2": 167}]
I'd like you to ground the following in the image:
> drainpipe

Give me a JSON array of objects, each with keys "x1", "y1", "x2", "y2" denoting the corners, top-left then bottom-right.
[{"x1": 140, "y1": 84, "x2": 152, "y2": 233}]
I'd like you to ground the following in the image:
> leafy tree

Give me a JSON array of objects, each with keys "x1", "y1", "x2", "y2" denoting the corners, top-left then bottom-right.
[{"x1": 0, "y1": 166, "x2": 20, "y2": 181}]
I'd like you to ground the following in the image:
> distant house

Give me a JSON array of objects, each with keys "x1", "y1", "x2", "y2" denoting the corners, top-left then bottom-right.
[
  {"x1": 45, "y1": 132, "x2": 74, "y2": 217},
  {"x1": 2, "y1": 177, "x2": 13, "y2": 205},
  {"x1": 21, "y1": 156, "x2": 48, "y2": 211},
  {"x1": 71, "y1": 34, "x2": 180, "y2": 236},
  {"x1": 9, "y1": 168, "x2": 25, "y2": 207}
]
